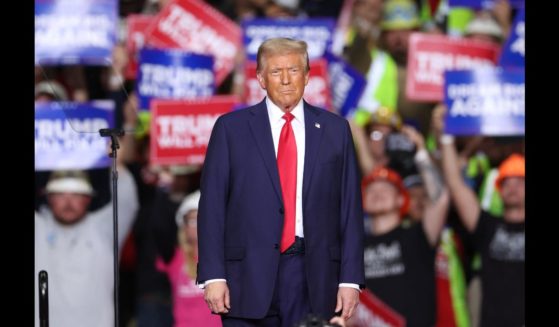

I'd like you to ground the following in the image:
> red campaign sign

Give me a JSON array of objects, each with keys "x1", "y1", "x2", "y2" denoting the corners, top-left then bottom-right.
[
  {"x1": 125, "y1": 14, "x2": 155, "y2": 80},
  {"x1": 144, "y1": 0, "x2": 242, "y2": 86},
  {"x1": 150, "y1": 96, "x2": 239, "y2": 166},
  {"x1": 406, "y1": 33, "x2": 500, "y2": 102},
  {"x1": 350, "y1": 290, "x2": 406, "y2": 327},
  {"x1": 243, "y1": 59, "x2": 332, "y2": 110}
]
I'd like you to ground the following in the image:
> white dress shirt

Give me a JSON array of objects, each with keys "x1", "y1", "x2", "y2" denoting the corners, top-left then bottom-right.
[{"x1": 266, "y1": 97, "x2": 305, "y2": 238}]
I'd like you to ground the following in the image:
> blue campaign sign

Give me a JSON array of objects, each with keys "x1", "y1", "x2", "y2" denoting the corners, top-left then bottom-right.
[
  {"x1": 499, "y1": 9, "x2": 524, "y2": 68},
  {"x1": 136, "y1": 48, "x2": 215, "y2": 111},
  {"x1": 242, "y1": 18, "x2": 336, "y2": 61},
  {"x1": 444, "y1": 69, "x2": 524, "y2": 136},
  {"x1": 35, "y1": 0, "x2": 117, "y2": 65},
  {"x1": 323, "y1": 52, "x2": 366, "y2": 117},
  {"x1": 448, "y1": 0, "x2": 524, "y2": 9},
  {"x1": 35, "y1": 101, "x2": 115, "y2": 171}
]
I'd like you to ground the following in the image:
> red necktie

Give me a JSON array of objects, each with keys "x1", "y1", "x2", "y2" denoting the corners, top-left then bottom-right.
[{"x1": 277, "y1": 112, "x2": 297, "y2": 252}]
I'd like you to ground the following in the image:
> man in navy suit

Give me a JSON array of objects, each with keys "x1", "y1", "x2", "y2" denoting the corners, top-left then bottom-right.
[{"x1": 198, "y1": 37, "x2": 365, "y2": 327}]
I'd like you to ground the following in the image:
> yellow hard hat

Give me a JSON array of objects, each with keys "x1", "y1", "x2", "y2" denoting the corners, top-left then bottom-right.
[{"x1": 381, "y1": 0, "x2": 421, "y2": 31}]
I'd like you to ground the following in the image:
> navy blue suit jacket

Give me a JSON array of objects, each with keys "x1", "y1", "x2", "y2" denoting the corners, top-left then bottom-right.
[{"x1": 198, "y1": 99, "x2": 365, "y2": 319}]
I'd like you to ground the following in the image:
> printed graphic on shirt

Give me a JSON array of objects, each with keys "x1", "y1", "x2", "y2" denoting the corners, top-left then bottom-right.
[
  {"x1": 489, "y1": 226, "x2": 524, "y2": 262},
  {"x1": 364, "y1": 241, "x2": 406, "y2": 278}
]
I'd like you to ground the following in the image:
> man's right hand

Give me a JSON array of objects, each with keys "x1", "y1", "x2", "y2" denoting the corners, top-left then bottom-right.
[{"x1": 204, "y1": 281, "x2": 230, "y2": 314}]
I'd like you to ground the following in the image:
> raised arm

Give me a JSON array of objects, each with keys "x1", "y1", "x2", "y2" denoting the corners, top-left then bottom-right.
[
  {"x1": 434, "y1": 105, "x2": 480, "y2": 232},
  {"x1": 401, "y1": 125, "x2": 448, "y2": 246},
  {"x1": 348, "y1": 119, "x2": 376, "y2": 175}
]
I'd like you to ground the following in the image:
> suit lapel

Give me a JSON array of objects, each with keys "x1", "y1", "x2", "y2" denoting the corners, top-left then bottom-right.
[
  {"x1": 302, "y1": 102, "x2": 324, "y2": 199},
  {"x1": 248, "y1": 100, "x2": 283, "y2": 204}
]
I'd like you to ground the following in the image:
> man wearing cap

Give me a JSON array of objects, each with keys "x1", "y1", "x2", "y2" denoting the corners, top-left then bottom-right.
[
  {"x1": 35, "y1": 80, "x2": 69, "y2": 102},
  {"x1": 441, "y1": 134, "x2": 525, "y2": 326},
  {"x1": 361, "y1": 165, "x2": 449, "y2": 327},
  {"x1": 198, "y1": 38, "x2": 364, "y2": 327},
  {"x1": 380, "y1": 0, "x2": 436, "y2": 135},
  {"x1": 35, "y1": 168, "x2": 139, "y2": 327},
  {"x1": 464, "y1": 12, "x2": 505, "y2": 45}
]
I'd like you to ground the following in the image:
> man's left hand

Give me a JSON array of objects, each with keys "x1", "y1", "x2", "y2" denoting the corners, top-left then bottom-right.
[{"x1": 335, "y1": 287, "x2": 360, "y2": 320}]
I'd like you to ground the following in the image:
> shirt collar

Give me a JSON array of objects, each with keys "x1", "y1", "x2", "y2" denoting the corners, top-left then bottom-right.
[{"x1": 266, "y1": 97, "x2": 304, "y2": 125}]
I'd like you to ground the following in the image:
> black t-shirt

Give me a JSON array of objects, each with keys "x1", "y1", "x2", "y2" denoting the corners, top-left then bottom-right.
[
  {"x1": 474, "y1": 211, "x2": 525, "y2": 327},
  {"x1": 364, "y1": 222, "x2": 437, "y2": 327}
]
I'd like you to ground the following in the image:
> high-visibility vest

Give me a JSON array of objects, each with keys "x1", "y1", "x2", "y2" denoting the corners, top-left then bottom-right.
[
  {"x1": 478, "y1": 168, "x2": 504, "y2": 216},
  {"x1": 353, "y1": 48, "x2": 399, "y2": 126},
  {"x1": 436, "y1": 227, "x2": 470, "y2": 327},
  {"x1": 465, "y1": 153, "x2": 504, "y2": 216}
]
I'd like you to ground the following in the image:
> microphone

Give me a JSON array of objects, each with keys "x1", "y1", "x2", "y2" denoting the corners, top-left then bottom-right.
[{"x1": 39, "y1": 270, "x2": 49, "y2": 327}]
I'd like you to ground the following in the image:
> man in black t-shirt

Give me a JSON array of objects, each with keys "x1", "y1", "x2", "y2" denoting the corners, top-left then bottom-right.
[
  {"x1": 361, "y1": 166, "x2": 449, "y2": 327},
  {"x1": 441, "y1": 133, "x2": 525, "y2": 327}
]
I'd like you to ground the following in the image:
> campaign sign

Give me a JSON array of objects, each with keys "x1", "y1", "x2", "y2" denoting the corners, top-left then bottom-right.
[
  {"x1": 35, "y1": 0, "x2": 117, "y2": 65},
  {"x1": 444, "y1": 69, "x2": 524, "y2": 136},
  {"x1": 406, "y1": 33, "x2": 500, "y2": 102},
  {"x1": 243, "y1": 59, "x2": 332, "y2": 110},
  {"x1": 323, "y1": 51, "x2": 366, "y2": 117},
  {"x1": 150, "y1": 96, "x2": 239, "y2": 165},
  {"x1": 144, "y1": 0, "x2": 242, "y2": 85},
  {"x1": 351, "y1": 290, "x2": 406, "y2": 327},
  {"x1": 125, "y1": 14, "x2": 155, "y2": 80},
  {"x1": 35, "y1": 100, "x2": 115, "y2": 171},
  {"x1": 136, "y1": 48, "x2": 215, "y2": 111},
  {"x1": 499, "y1": 9, "x2": 525, "y2": 69},
  {"x1": 448, "y1": 0, "x2": 524, "y2": 9},
  {"x1": 242, "y1": 18, "x2": 336, "y2": 61}
]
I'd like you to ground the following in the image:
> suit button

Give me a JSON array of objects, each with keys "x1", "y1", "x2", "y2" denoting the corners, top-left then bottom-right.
[
  {"x1": 274, "y1": 244, "x2": 279, "y2": 250},
  {"x1": 279, "y1": 208, "x2": 284, "y2": 214}
]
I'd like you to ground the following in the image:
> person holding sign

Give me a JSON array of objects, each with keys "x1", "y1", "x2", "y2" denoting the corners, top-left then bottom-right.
[
  {"x1": 360, "y1": 127, "x2": 449, "y2": 327},
  {"x1": 437, "y1": 105, "x2": 525, "y2": 327},
  {"x1": 35, "y1": 166, "x2": 139, "y2": 327},
  {"x1": 197, "y1": 37, "x2": 364, "y2": 327}
]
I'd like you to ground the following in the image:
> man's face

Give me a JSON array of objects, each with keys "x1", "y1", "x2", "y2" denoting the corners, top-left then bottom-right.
[
  {"x1": 500, "y1": 177, "x2": 525, "y2": 210},
  {"x1": 257, "y1": 52, "x2": 309, "y2": 112},
  {"x1": 382, "y1": 29, "x2": 414, "y2": 66},
  {"x1": 35, "y1": 93, "x2": 55, "y2": 102},
  {"x1": 363, "y1": 180, "x2": 402, "y2": 216},
  {"x1": 467, "y1": 34, "x2": 501, "y2": 46},
  {"x1": 48, "y1": 193, "x2": 91, "y2": 224}
]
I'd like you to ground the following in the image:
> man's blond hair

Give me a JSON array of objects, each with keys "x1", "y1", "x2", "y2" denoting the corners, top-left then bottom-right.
[{"x1": 256, "y1": 38, "x2": 310, "y2": 73}]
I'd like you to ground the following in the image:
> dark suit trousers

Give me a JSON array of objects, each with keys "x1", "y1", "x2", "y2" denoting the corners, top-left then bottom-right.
[{"x1": 222, "y1": 253, "x2": 311, "y2": 327}]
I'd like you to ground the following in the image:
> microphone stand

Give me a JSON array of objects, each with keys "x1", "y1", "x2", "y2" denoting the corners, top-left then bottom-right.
[
  {"x1": 39, "y1": 270, "x2": 48, "y2": 327},
  {"x1": 99, "y1": 128, "x2": 124, "y2": 327}
]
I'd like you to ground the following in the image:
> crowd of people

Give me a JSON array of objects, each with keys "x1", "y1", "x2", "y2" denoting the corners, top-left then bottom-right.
[{"x1": 35, "y1": 0, "x2": 524, "y2": 326}]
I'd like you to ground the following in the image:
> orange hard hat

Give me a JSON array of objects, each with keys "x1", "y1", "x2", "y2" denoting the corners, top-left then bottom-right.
[
  {"x1": 495, "y1": 153, "x2": 525, "y2": 190},
  {"x1": 362, "y1": 167, "x2": 410, "y2": 217}
]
